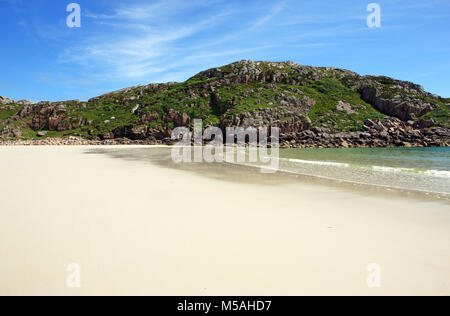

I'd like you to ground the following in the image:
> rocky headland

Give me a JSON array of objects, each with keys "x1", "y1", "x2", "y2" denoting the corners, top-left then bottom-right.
[{"x1": 1, "y1": 60, "x2": 448, "y2": 147}]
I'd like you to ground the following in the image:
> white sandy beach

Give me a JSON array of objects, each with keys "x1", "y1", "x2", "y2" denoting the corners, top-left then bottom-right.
[{"x1": 0, "y1": 146, "x2": 449, "y2": 296}]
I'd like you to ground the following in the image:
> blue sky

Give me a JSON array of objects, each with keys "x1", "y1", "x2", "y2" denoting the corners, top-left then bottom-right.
[{"x1": 0, "y1": 0, "x2": 449, "y2": 102}]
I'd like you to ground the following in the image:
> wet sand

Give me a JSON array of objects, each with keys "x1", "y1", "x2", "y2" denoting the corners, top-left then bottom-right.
[{"x1": 0, "y1": 146, "x2": 449, "y2": 295}]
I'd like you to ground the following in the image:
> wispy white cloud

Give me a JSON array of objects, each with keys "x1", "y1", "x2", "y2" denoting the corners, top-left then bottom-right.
[
  {"x1": 61, "y1": 2, "x2": 229, "y2": 79},
  {"x1": 84, "y1": 1, "x2": 167, "y2": 20},
  {"x1": 85, "y1": 0, "x2": 224, "y2": 21},
  {"x1": 60, "y1": 0, "x2": 280, "y2": 81},
  {"x1": 250, "y1": 1, "x2": 286, "y2": 29}
]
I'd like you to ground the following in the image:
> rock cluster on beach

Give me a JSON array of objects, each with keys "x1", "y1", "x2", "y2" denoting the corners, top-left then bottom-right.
[
  {"x1": 0, "y1": 60, "x2": 448, "y2": 147},
  {"x1": 0, "y1": 137, "x2": 161, "y2": 146},
  {"x1": 281, "y1": 117, "x2": 449, "y2": 148}
]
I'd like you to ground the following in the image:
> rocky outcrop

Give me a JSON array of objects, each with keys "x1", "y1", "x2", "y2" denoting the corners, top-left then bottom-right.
[
  {"x1": 359, "y1": 85, "x2": 437, "y2": 121},
  {"x1": 0, "y1": 96, "x2": 34, "y2": 105},
  {"x1": 18, "y1": 102, "x2": 88, "y2": 131},
  {"x1": 193, "y1": 60, "x2": 359, "y2": 87},
  {"x1": 0, "y1": 96, "x2": 13, "y2": 104},
  {"x1": 165, "y1": 109, "x2": 191, "y2": 127},
  {"x1": 279, "y1": 117, "x2": 449, "y2": 148},
  {"x1": 221, "y1": 107, "x2": 312, "y2": 135}
]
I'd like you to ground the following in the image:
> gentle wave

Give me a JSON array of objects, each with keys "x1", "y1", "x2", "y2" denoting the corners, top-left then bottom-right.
[
  {"x1": 371, "y1": 165, "x2": 419, "y2": 174},
  {"x1": 287, "y1": 158, "x2": 350, "y2": 168},
  {"x1": 369, "y1": 165, "x2": 450, "y2": 178},
  {"x1": 424, "y1": 170, "x2": 450, "y2": 178},
  {"x1": 281, "y1": 157, "x2": 450, "y2": 179}
]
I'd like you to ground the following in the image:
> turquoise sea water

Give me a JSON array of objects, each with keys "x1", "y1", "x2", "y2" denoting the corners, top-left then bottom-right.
[{"x1": 273, "y1": 147, "x2": 450, "y2": 196}]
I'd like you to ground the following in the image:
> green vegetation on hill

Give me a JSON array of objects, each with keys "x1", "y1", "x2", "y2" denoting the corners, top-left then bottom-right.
[
  {"x1": 300, "y1": 78, "x2": 385, "y2": 131},
  {"x1": 417, "y1": 101, "x2": 449, "y2": 126}
]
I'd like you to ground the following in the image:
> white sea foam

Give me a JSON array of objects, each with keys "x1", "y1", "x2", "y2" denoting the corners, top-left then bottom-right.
[
  {"x1": 280, "y1": 156, "x2": 450, "y2": 182},
  {"x1": 371, "y1": 165, "x2": 450, "y2": 178},
  {"x1": 371, "y1": 165, "x2": 417, "y2": 174},
  {"x1": 424, "y1": 170, "x2": 450, "y2": 178},
  {"x1": 287, "y1": 158, "x2": 350, "y2": 168},
  {"x1": 278, "y1": 157, "x2": 450, "y2": 179}
]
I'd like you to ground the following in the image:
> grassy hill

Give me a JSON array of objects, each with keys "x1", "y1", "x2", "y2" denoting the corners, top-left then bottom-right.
[{"x1": 1, "y1": 60, "x2": 448, "y2": 146}]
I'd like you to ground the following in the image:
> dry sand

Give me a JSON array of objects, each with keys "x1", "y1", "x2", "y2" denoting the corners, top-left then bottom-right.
[{"x1": 0, "y1": 146, "x2": 449, "y2": 296}]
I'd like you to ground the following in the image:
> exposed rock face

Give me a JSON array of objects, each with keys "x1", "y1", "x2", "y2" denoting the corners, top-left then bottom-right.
[
  {"x1": 359, "y1": 85, "x2": 436, "y2": 121},
  {"x1": 284, "y1": 117, "x2": 449, "y2": 148},
  {"x1": 16, "y1": 100, "x2": 35, "y2": 105},
  {"x1": 111, "y1": 125, "x2": 148, "y2": 140},
  {"x1": 336, "y1": 101, "x2": 357, "y2": 115},
  {"x1": 221, "y1": 104, "x2": 312, "y2": 134},
  {"x1": 0, "y1": 96, "x2": 34, "y2": 105},
  {"x1": 165, "y1": 109, "x2": 191, "y2": 127},
  {"x1": 193, "y1": 60, "x2": 359, "y2": 87},
  {"x1": 0, "y1": 96, "x2": 13, "y2": 104},
  {"x1": 414, "y1": 119, "x2": 436, "y2": 129},
  {"x1": 18, "y1": 102, "x2": 88, "y2": 131},
  {"x1": 0, "y1": 60, "x2": 448, "y2": 147}
]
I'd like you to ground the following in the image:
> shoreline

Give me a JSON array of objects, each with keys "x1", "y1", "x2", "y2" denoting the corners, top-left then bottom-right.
[
  {"x1": 1, "y1": 141, "x2": 448, "y2": 200},
  {"x1": 1, "y1": 142, "x2": 448, "y2": 200}
]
